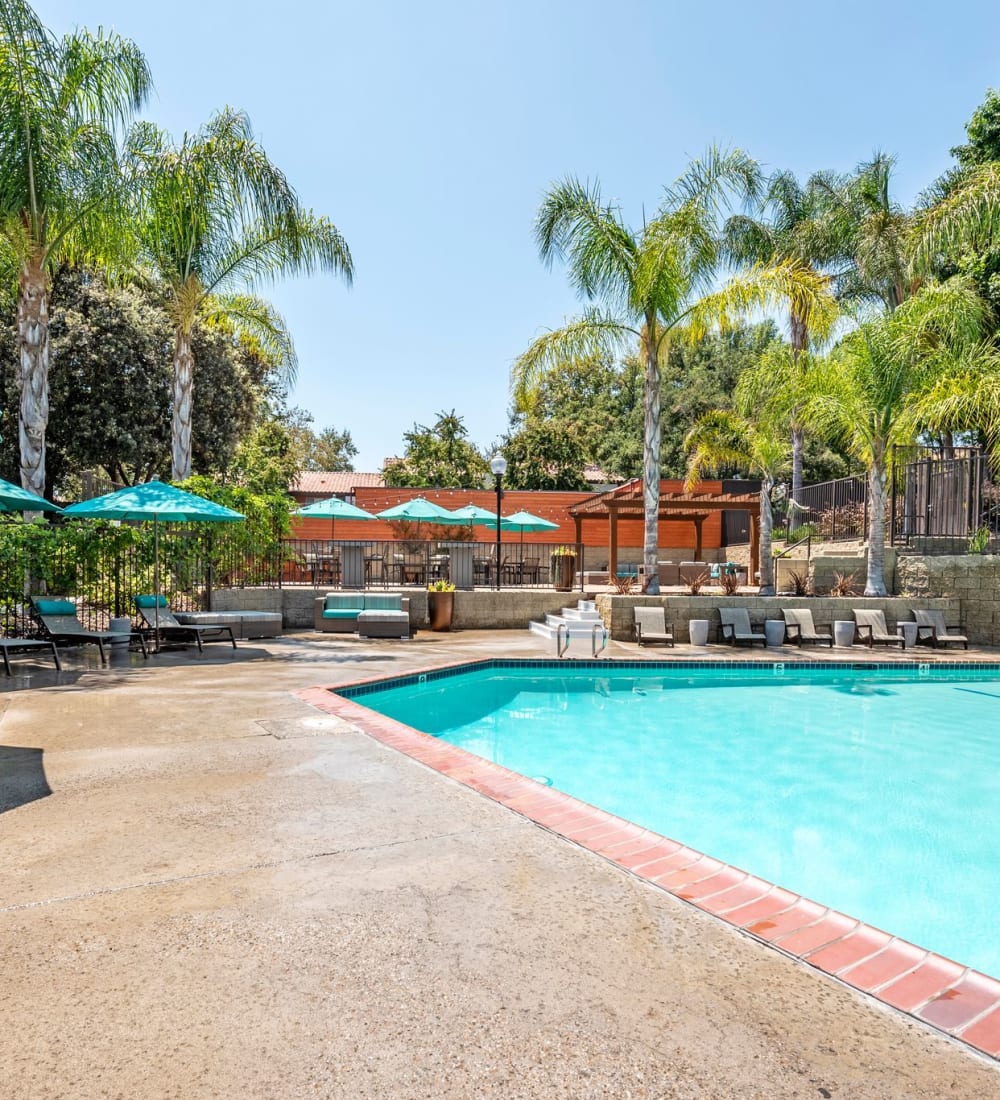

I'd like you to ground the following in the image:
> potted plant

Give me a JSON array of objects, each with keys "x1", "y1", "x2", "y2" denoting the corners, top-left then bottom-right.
[
  {"x1": 549, "y1": 545, "x2": 577, "y2": 592},
  {"x1": 427, "y1": 579, "x2": 456, "y2": 631}
]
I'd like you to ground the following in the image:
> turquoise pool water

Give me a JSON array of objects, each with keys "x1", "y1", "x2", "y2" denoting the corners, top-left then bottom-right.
[{"x1": 344, "y1": 662, "x2": 1000, "y2": 977}]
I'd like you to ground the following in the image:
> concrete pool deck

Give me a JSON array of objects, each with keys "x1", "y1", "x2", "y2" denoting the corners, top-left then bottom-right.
[{"x1": 2, "y1": 631, "x2": 1000, "y2": 1098}]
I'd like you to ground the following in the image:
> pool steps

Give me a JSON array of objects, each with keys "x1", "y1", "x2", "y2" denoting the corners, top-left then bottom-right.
[{"x1": 528, "y1": 601, "x2": 607, "y2": 654}]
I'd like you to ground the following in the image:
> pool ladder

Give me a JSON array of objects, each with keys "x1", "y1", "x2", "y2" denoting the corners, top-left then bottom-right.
[{"x1": 556, "y1": 622, "x2": 609, "y2": 659}]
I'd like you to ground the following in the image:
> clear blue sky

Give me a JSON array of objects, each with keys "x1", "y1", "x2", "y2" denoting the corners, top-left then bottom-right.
[{"x1": 35, "y1": 0, "x2": 1000, "y2": 470}]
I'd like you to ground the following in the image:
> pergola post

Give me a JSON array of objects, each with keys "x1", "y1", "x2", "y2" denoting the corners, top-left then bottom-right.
[
  {"x1": 693, "y1": 516, "x2": 704, "y2": 561},
  {"x1": 608, "y1": 509, "x2": 618, "y2": 579},
  {"x1": 749, "y1": 514, "x2": 760, "y2": 584}
]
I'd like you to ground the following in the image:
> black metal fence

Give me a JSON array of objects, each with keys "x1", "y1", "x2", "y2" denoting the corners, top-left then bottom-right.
[
  {"x1": 281, "y1": 538, "x2": 584, "y2": 590},
  {"x1": 0, "y1": 526, "x2": 587, "y2": 637},
  {"x1": 789, "y1": 447, "x2": 999, "y2": 549},
  {"x1": 792, "y1": 475, "x2": 869, "y2": 542}
]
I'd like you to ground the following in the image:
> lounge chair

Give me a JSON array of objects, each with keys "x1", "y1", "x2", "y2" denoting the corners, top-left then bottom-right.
[
  {"x1": 134, "y1": 595, "x2": 237, "y2": 652},
  {"x1": 782, "y1": 608, "x2": 833, "y2": 647},
  {"x1": 853, "y1": 609, "x2": 904, "y2": 649},
  {"x1": 0, "y1": 633, "x2": 61, "y2": 675},
  {"x1": 913, "y1": 609, "x2": 969, "y2": 649},
  {"x1": 32, "y1": 597, "x2": 148, "y2": 663},
  {"x1": 634, "y1": 606, "x2": 674, "y2": 647},
  {"x1": 719, "y1": 608, "x2": 766, "y2": 647}
]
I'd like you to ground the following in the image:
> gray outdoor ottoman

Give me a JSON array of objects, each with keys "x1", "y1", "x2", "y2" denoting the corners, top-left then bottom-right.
[
  {"x1": 174, "y1": 611, "x2": 282, "y2": 640},
  {"x1": 356, "y1": 610, "x2": 410, "y2": 639}
]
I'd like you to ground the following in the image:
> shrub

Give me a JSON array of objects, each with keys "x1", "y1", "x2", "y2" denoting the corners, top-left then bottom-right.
[
  {"x1": 611, "y1": 574, "x2": 635, "y2": 594},
  {"x1": 719, "y1": 570, "x2": 741, "y2": 595},
  {"x1": 787, "y1": 569, "x2": 812, "y2": 596},
  {"x1": 830, "y1": 570, "x2": 858, "y2": 597},
  {"x1": 687, "y1": 570, "x2": 711, "y2": 595}
]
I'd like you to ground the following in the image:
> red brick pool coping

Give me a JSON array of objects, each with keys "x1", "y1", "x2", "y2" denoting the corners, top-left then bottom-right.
[{"x1": 298, "y1": 660, "x2": 1000, "y2": 1062}]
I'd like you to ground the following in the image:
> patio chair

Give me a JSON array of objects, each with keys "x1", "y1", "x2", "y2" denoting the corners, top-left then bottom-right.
[
  {"x1": 852, "y1": 609, "x2": 904, "y2": 649},
  {"x1": 719, "y1": 608, "x2": 766, "y2": 647},
  {"x1": 782, "y1": 608, "x2": 833, "y2": 647},
  {"x1": 134, "y1": 595, "x2": 237, "y2": 652},
  {"x1": 634, "y1": 606, "x2": 674, "y2": 647},
  {"x1": 32, "y1": 597, "x2": 148, "y2": 664},
  {"x1": 912, "y1": 609, "x2": 969, "y2": 650},
  {"x1": 1, "y1": 632, "x2": 61, "y2": 675}
]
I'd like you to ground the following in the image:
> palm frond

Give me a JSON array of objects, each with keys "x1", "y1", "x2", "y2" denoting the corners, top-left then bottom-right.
[
  {"x1": 534, "y1": 177, "x2": 637, "y2": 309},
  {"x1": 202, "y1": 292, "x2": 297, "y2": 379},
  {"x1": 683, "y1": 260, "x2": 838, "y2": 344},
  {"x1": 510, "y1": 310, "x2": 635, "y2": 411},
  {"x1": 913, "y1": 163, "x2": 1000, "y2": 270}
]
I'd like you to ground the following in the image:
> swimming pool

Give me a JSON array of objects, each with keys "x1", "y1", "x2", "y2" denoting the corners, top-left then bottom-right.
[{"x1": 339, "y1": 661, "x2": 1000, "y2": 980}]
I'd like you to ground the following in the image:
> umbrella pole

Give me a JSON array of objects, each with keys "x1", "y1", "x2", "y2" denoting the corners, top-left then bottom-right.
[{"x1": 154, "y1": 516, "x2": 160, "y2": 652}]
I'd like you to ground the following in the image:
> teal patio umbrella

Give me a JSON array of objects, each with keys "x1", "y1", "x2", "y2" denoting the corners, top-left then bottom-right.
[
  {"x1": 0, "y1": 477, "x2": 62, "y2": 513},
  {"x1": 63, "y1": 481, "x2": 244, "y2": 637},
  {"x1": 448, "y1": 503, "x2": 501, "y2": 531},
  {"x1": 501, "y1": 509, "x2": 560, "y2": 546},
  {"x1": 375, "y1": 496, "x2": 458, "y2": 537},
  {"x1": 293, "y1": 496, "x2": 377, "y2": 539}
]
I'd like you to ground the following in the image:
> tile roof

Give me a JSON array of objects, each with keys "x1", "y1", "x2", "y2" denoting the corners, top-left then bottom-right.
[{"x1": 290, "y1": 470, "x2": 385, "y2": 495}]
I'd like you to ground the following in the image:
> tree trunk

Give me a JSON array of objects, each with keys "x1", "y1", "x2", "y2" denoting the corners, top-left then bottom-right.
[
  {"x1": 788, "y1": 309, "x2": 808, "y2": 530},
  {"x1": 17, "y1": 258, "x2": 50, "y2": 497},
  {"x1": 757, "y1": 477, "x2": 775, "y2": 596},
  {"x1": 171, "y1": 326, "x2": 195, "y2": 482},
  {"x1": 641, "y1": 321, "x2": 661, "y2": 594},
  {"x1": 865, "y1": 459, "x2": 888, "y2": 596}
]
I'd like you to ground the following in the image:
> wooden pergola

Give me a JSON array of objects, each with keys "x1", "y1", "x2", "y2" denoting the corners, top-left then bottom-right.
[{"x1": 569, "y1": 480, "x2": 761, "y2": 576}]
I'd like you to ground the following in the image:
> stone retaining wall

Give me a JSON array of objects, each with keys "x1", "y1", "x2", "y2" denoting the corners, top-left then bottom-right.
[
  {"x1": 898, "y1": 553, "x2": 1000, "y2": 645},
  {"x1": 594, "y1": 593, "x2": 957, "y2": 644},
  {"x1": 227, "y1": 586, "x2": 580, "y2": 632}
]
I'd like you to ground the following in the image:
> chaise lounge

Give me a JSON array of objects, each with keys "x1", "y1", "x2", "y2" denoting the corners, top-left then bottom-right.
[
  {"x1": 782, "y1": 608, "x2": 833, "y2": 647},
  {"x1": 719, "y1": 608, "x2": 765, "y2": 647},
  {"x1": 913, "y1": 609, "x2": 969, "y2": 649},
  {"x1": 1, "y1": 632, "x2": 61, "y2": 675},
  {"x1": 853, "y1": 609, "x2": 904, "y2": 649},
  {"x1": 633, "y1": 606, "x2": 674, "y2": 647},
  {"x1": 134, "y1": 596, "x2": 237, "y2": 652},
  {"x1": 32, "y1": 597, "x2": 148, "y2": 663}
]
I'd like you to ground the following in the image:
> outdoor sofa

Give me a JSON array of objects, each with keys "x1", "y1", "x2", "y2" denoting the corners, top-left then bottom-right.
[{"x1": 315, "y1": 592, "x2": 411, "y2": 638}]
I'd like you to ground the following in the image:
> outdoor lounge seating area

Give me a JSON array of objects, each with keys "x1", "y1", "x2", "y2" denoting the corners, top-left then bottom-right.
[{"x1": 314, "y1": 592, "x2": 411, "y2": 638}]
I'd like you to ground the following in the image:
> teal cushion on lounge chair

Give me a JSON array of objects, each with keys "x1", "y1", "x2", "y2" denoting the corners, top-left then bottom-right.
[
  {"x1": 135, "y1": 594, "x2": 169, "y2": 609},
  {"x1": 322, "y1": 609, "x2": 360, "y2": 619},
  {"x1": 34, "y1": 598, "x2": 77, "y2": 615}
]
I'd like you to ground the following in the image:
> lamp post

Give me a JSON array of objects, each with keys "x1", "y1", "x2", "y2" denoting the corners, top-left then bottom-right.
[{"x1": 490, "y1": 454, "x2": 507, "y2": 590}]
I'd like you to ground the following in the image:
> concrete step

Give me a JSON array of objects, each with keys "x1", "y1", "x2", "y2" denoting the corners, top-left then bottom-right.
[
  {"x1": 537, "y1": 617, "x2": 601, "y2": 635},
  {"x1": 561, "y1": 606, "x2": 602, "y2": 621}
]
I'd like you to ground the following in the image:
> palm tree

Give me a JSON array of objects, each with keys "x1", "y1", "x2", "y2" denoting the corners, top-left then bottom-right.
[
  {"x1": 127, "y1": 110, "x2": 353, "y2": 481},
  {"x1": 813, "y1": 153, "x2": 916, "y2": 312},
  {"x1": 722, "y1": 170, "x2": 839, "y2": 515},
  {"x1": 684, "y1": 409, "x2": 789, "y2": 595},
  {"x1": 513, "y1": 149, "x2": 835, "y2": 592},
  {"x1": 805, "y1": 278, "x2": 995, "y2": 595},
  {"x1": 0, "y1": 1, "x2": 151, "y2": 494}
]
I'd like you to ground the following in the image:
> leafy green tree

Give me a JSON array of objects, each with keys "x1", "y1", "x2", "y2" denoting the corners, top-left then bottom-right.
[
  {"x1": 0, "y1": 267, "x2": 270, "y2": 491},
  {"x1": 806, "y1": 279, "x2": 997, "y2": 595},
  {"x1": 126, "y1": 109, "x2": 353, "y2": 481},
  {"x1": 499, "y1": 418, "x2": 589, "y2": 490},
  {"x1": 685, "y1": 409, "x2": 789, "y2": 595},
  {"x1": 0, "y1": 1, "x2": 151, "y2": 494},
  {"x1": 513, "y1": 151, "x2": 835, "y2": 589},
  {"x1": 309, "y1": 426, "x2": 357, "y2": 471},
  {"x1": 383, "y1": 410, "x2": 488, "y2": 488},
  {"x1": 918, "y1": 89, "x2": 1000, "y2": 323}
]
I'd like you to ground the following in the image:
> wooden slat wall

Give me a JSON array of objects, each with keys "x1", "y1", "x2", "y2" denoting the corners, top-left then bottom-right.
[{"x1": 290, "y1": 483, "x2": 725, "y2": 550}]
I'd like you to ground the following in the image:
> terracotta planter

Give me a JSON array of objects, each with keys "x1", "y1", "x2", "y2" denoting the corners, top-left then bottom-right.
[
  {"x1": 551, "y1": 554, "x2": 576, "y2": 592},
  {"x1": 428, "y1": 591, "x2": 455, "y2": 631}
]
